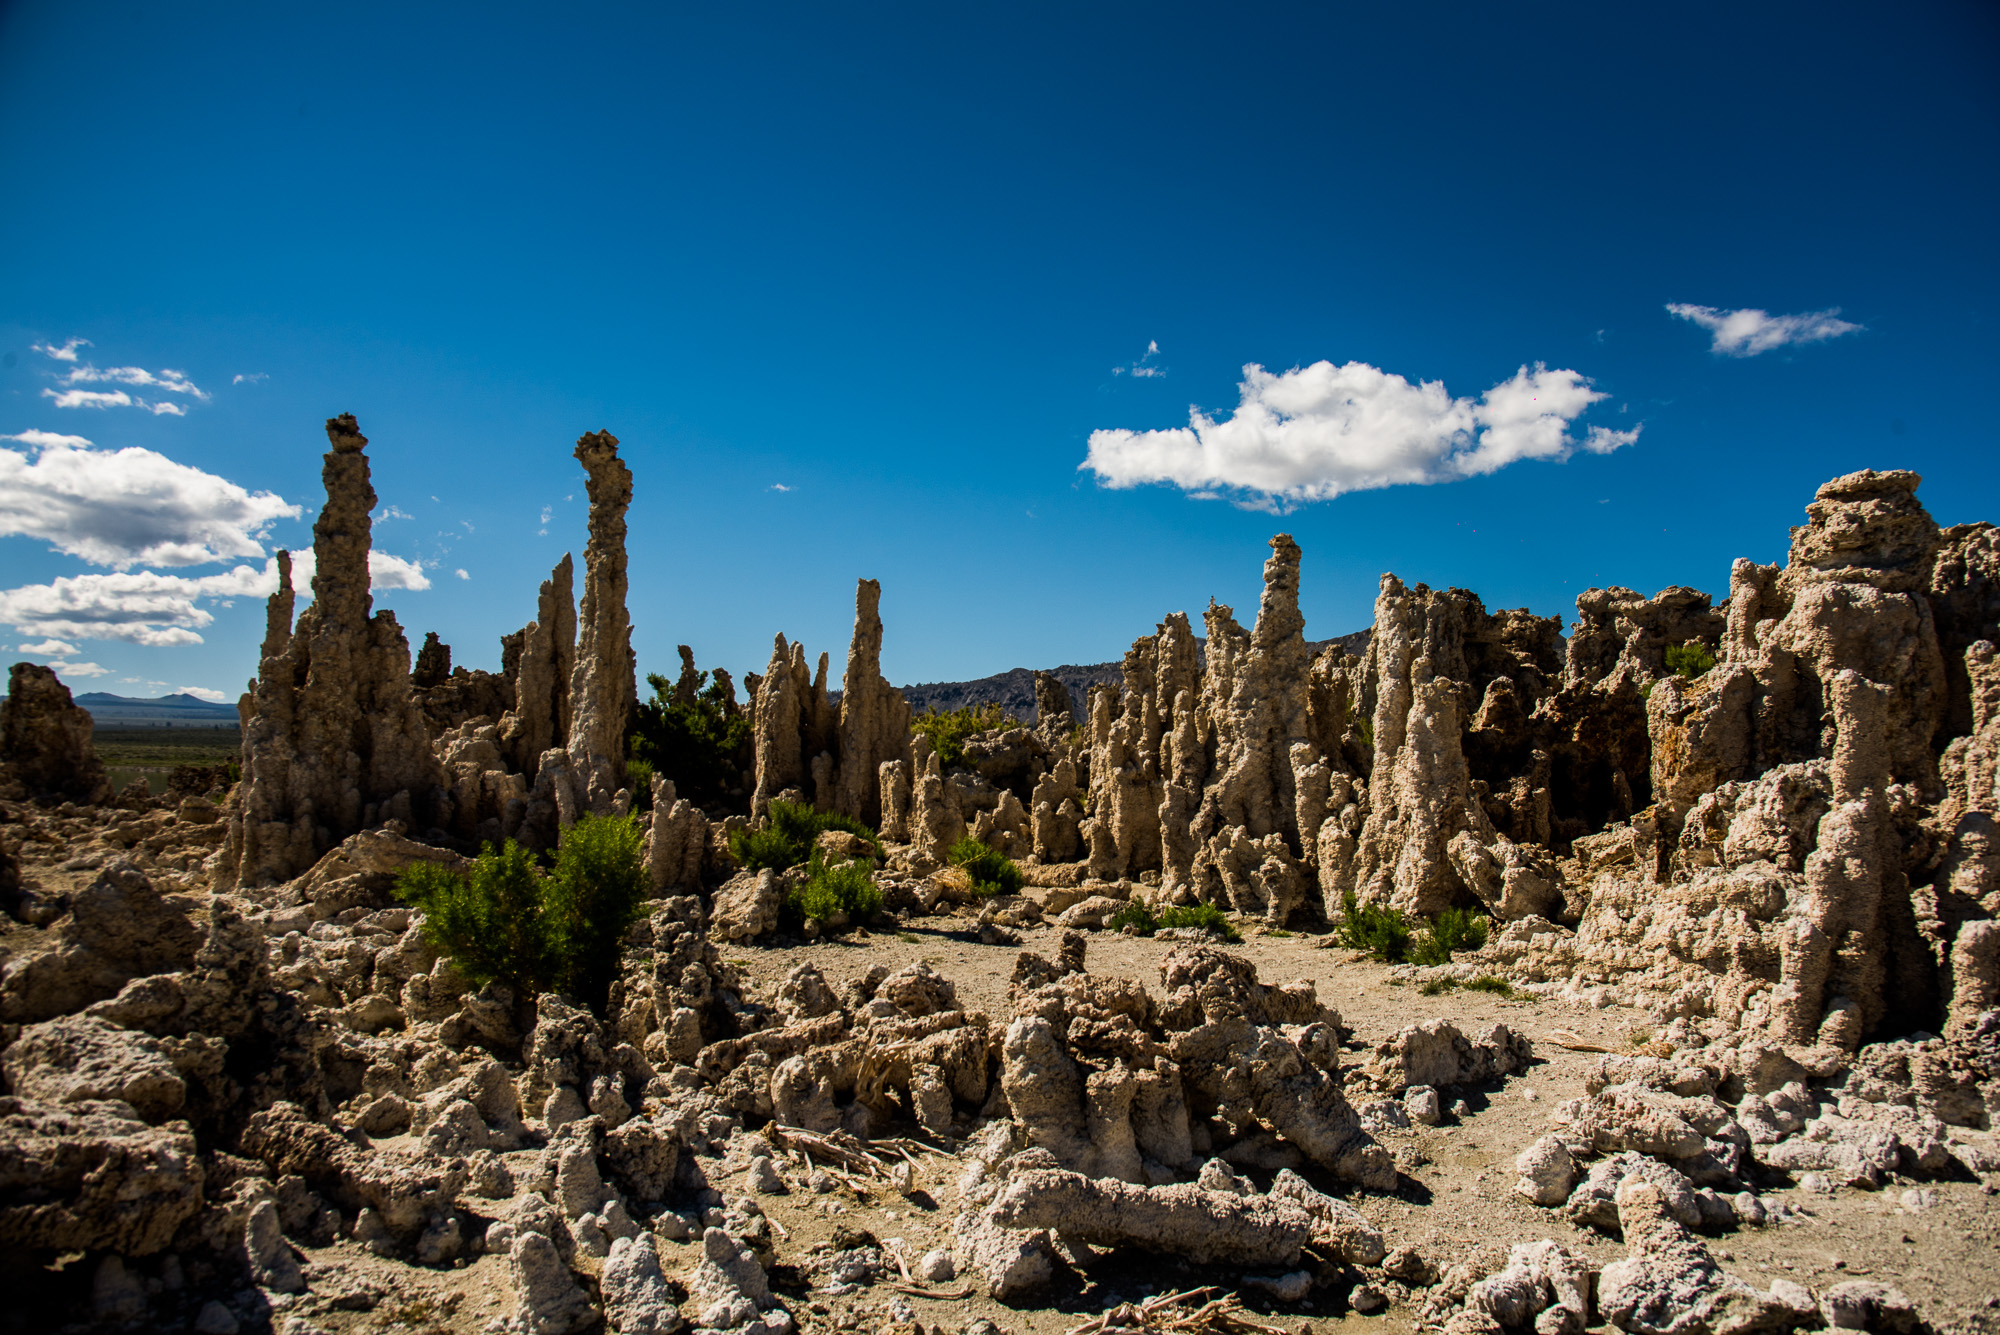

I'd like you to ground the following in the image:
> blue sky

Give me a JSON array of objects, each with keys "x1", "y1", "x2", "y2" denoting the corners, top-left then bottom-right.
[{"x1": 3, "y1": 2, "x2": 1996, "y2": 700}]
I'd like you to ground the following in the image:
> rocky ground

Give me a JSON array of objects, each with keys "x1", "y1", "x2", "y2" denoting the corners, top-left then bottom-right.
[{"x1": 4, "y1": 794, "x2": 1997, "y2": 1335}]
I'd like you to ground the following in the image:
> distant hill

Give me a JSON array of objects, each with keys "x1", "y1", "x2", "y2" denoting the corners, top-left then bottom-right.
[
  {"x1": 899, "y1": 629, "x2": 1371, "y2": 723},
  {"x1": 76, "y1": 691, "x2": 240, "y2": 728}
]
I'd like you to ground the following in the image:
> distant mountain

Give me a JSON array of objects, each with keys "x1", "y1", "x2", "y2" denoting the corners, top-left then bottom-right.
[
  {"x1": 898, "y1": 629, "x2": 1371, "y2": 723},
  {"x1": 76, "y1": 692, "x2": 240, "y2": 726}
]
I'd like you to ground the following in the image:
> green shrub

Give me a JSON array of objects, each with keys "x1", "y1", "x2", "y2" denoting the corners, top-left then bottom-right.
[
  {"x1": 1410, "y1": 905, "x2": 1490, "y2": 966},
  {"x1": 630, "y1": 664, "x2": 753, "y2": 808},
  {"x1": 1465, "y1": 975, "x2": 1516, "y2": 996},
  {"x1": 1337, "y1": 890, "x2": 1412, "y2": 962},
  {"x1": 729, "y1": 800, "x2": 882, "y2": 872},
  {"x1": 396, "y1": 813, "x2": 649, "y2": 1014},
  {"x1": 947, "y1": 836, "x2": 1023, "y2": 897},
  {"x1": 1110, "y1": 901, "x2": 1158, "y2": 934},
  {"x1": 1664, "y1": 641, "x2": 1717, "y2": 681},
  {"x1": 1159, "y1": 903, "x2": 1241, "y2": 942},
  {"x1": 398, "y1": 841, "x2": 549, "y2": 997},
  {"x1": 625, "y1": 758, "x2": 655, "y2": 810},
  {"x1": 912, "y1": 703, "x2": 1014, "y2": 768},
  {"x1": 785, "y1": 852, "x2": 882, "y2": 927},
  {"x1": 1107, "y1": 900, "x2": 1241, "y2": 942},
  {"x1": 1420, "y1": 976, "x2": 1457, "y2": 996},
  {"x1": 543, "y1": 813, "x2": 649, "y2": 1008}
]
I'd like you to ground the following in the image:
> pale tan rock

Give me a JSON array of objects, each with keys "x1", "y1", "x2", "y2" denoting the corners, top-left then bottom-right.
[
  {"x1": 990, "y1": 1167, "x2": 1316, "y2": 1266},
  {"x1": 0, "y1": 1096, "x2": 204, "y2": 1255},
  {"x1": 833, "y1": 578, "x2": 911, "y2": 828},
  {"x1": 645, "y1": 775, "x2": 709, "y2": 895},
  {"x1": 223, "y1": 416, "x2": 445, "y2": 889},
  {"x1": 499, "y1": 554, "x2": 576, "y2": 779},
  {"x1": 566, "y1": 430, "x2": 636, "y2": 817},
  {"x1": 0, "y1": 662, "x2": 108, "y2": 803}
]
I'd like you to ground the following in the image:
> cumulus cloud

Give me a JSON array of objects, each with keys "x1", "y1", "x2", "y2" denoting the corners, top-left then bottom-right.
[
  {"x1": 769, "y1": 483, "x2": 792, "y2": 493},
  {"x1": 0, "y1": 431, "x2": 300, "y2": 568},
  {"x1": 1112, "y1": 340, "x2": 1167, "y2": 378},
  {"x1": 18, "y1": 639, "x2": 80, "y2": 656},
  {"x1": 233, "y1": 373, "x2": 268, "y2": 385},
  {"x1": 178, "y1": 686, "x2": 228, "y2": 702},
  {"x1": 49, "y1": 660, "x2": 111, "y2": 679},
  {"x1": 1665, "y1": 303, "x2": 1863, "y2": 357},
  {"x1": 32, "y1": 338, "x2": 89, "y2": 362},
  {"x1": 1082, "y1": 360, "x2": 1638, "y2": 510},
  {"x1": 0, "y1": 549, "x2": 430, "y2": 647},
  {"x1": 149, "y1": 402, "x2": 187, "y2": 417},
  {"x1": 455, "y1": 568, "x2": 470, "y2": 580}
]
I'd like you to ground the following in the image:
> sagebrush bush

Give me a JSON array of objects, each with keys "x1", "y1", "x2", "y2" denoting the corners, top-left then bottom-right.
[
  {"x1": 543, "y1": 812, "x2": 648, "y2": 1007},
  {"x1": 912, "y1": 703, "x2": 1014, "y2": 768},
  {"x1": 1410, "y1": 905, "x2": 1489, "y2": 966},
  {"x1": 1665, "y1": 641, "x2": 1718, "y2": 681},
  {"x1": 1108, "y1": 900, "x2": 1241, "y2": 942},
  {"x1": 1465, "y1": 975, "x2": 1516, "y2": 996},
  {"x1": 398, "y1": 841, "x2": 548, "y2": 996},
  {"x1": 396, "y1": 813, "x2": 648, "y2": 1014},
  {"x1": 947, "y1": 836, "x2": 1023, "y2": 897},
  {"x1": 1337, "y1": 889, "x2": 1413, "y2": 962},
  {"x1": 629, "y1": 665, "x2": 752, "y2": 808},
  {"x1": 785, "y1": 852, "x2": 883, "y2": 927},
  {"x1": 729, "y1": 800, "x2": 881, "y2": 872}
]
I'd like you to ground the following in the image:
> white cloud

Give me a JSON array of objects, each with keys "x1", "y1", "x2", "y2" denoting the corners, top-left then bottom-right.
[
  {"x1": 49, "y1": 660, "x2": 111, "y2": 679},
  {"x1": 232, "y1": 373, "x2": 268, "y2": 385},
  {"x1": 455, "y1": 568, "x2": 470, "y2": 580},
  {"x1": 375, "y1": 505, "x2": 413, "y2": 522},
  {"x1": 44, "y1": 388, "x2": 134, "y2": 410},
  {"x1": 0, "y1": 432, "x2": 300, "y2": 568},
  {"x1": 3, "y1": 429, "x2": 92, "y2": 450},
  {"x1": 178, "y1": 686, "x2": 228, "y2": 702},
  {"x1": 149, "y1": 402, "x2": 187, "y2": 417},
  {"x1": 1082, "y1": 360, "x2": 1638, "y2": 511},
  {"x1": 769, "y1": 483, "x2": 792, "y2": 492},
  {"x1": 18, "y1": 639, "x2": 80, "y2": 656},
  {"x1": 0, "y1": 548, "x2": 430, "y2": 648},
  {"x1": 63, "y1": 364, "x2": 208, "y2": 400},
  {"x1": 1112, "y1": 340, "x2": 1167, "y2": 378},
  {"x1": 1665, "y1": 303, "x2": 1863, "y2": 357},
  {"x1": 32, "y1": 338, "x2": 89, "y2": 362}
]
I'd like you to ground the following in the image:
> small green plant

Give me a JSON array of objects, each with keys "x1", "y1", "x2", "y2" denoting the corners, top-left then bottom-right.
[
  {"x1": 1160, "y1": 903, "x2": 1241, "y2": 941},
  {"x1": 896, "y1": 931, "x2": 920, "y2": 944},
  {"x1": 784, "y1": 851, "x2": 882, "y2": 927},
  {"x1": 1465, "y1": 975, "x2": 1516, "y2": 997},
  {"x1": 728, "y1": 800, "x2": 881, "y2": 872},
  {"x1": 1337, "y1": 890, "x2": 1413, "y2": 962},
  {"x1": 947, "y1": 836, "x2": 1024, "y2": 897},
  {"x1": 1420, "y1": 976, "x2": 1458, "y2": 996},
  {"x1": 911, "y1": 703, "x2": 1015, "y2": 768},
  {"x1": 1410, "y1": 905, "x2": 1489, "y2": 966},
  {"x1": 1065, "y1": 721, "x2": 1089, "y2": 749},
  {"x1": 1107, "y1": 900, "x2": 1241, "y2": 942},
  {"x1": 625, "y1": 757, "x2": 656, "y2": 809},
  {"x1": 1357, "y1": 715, "x2": 1375, "y2": 748},
  {"x1": 1264, "y1": 927, "x2": 1294, "y2": 938},
  {"x1": 1110, "y1": 900, "x2": 1158, "y2": 934},
  {"x1": 1664, "y1": 641, "x2": 1717, "y2": 681},
  {"x1": 396, "y1": 812, "x2": 648, "y2": 1014}
]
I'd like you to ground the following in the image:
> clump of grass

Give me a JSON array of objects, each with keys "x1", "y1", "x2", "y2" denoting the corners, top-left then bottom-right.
[
  {"x1": 397, "y1": 812, "x2": 648, "y2": 1014},
  {"x1": 729, "y1": 799, "x2": 881, "y2": 872},
  {"x1": 947, "y1": 836, "x2": 1023, "y2": 898},
  {"x1": 1337, "y1": 890, "x2": 1413, "y2": 962},
  {"x1": 1108, "y1": 900, "x2": 1241, "y2": 942},
  {"x1": 1264, "y1": 927, "x2": 1294, "y2": 938},
  {"x1": 1465, "y1": 975, "x2": 1516, "y2": 997},
  {"x1": 912, "y1": 703, "x2": 1015, "y2": 768},
  {"x1": 896, "y1": 931, "x2": 920, "y2": 944},
  {"x1": 1665, "y1": 641, "x2": 1718, "y2": 681},
  {"x1": 784, "y1": 851, "x2": 882, "y2": 928},
  {"x1": 1410, "y1": 905, "x2": 1489, "y2": 966},
  {"x1": 1420, "y1": 976, "x2": 1458, "y2": 996}
]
